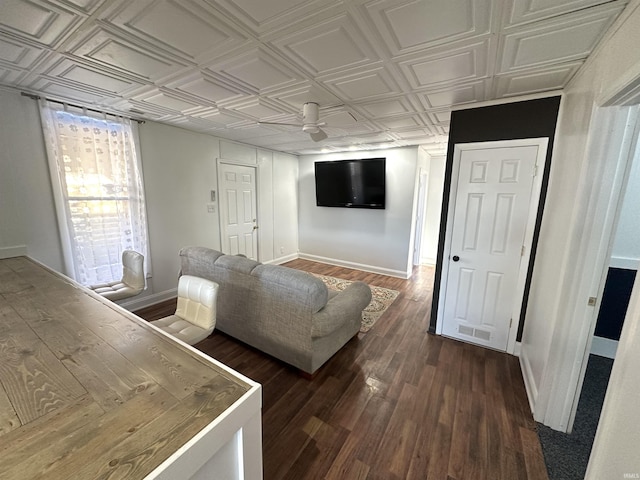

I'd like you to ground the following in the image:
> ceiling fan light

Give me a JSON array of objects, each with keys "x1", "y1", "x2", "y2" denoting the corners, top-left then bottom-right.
[{"x1": 302, "y1": 124, "x2": 320, "y2": 134}]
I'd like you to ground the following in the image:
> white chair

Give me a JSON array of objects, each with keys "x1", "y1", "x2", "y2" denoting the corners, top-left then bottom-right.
[
  {"x1": 89, "y1": 250, "x2": 145, "y2": 301},
  {"x1": 152, "y1": 275, "x2": 218, "y2": 345}
]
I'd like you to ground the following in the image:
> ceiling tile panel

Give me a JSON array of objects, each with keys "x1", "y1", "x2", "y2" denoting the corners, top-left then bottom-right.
[
  {"x1": 212, "y1": 0, "x2": 340, "y2": 35},
  {"x1": 363, "y1": 0, "x2": 492, "y2": 56},
  {"x1": 42, "y1": 57, "x2": 143, "y2": 94},
  {"x1": 506, "y1": 0, "x2": 625, "y2": 26},
  {"x1": 225, "y1": 97, "x2": 290, "y2": 120},
  {"x1": 0, "y1": 34, "x2": 47, "y2": 70},
  {"x1": 272, "y1": 14, "x2": 378, "y2": 76},
  {"x1": 321, "y1": 66, "x2": 402, "y2": 101},
  {"x1": 325, "y1": 121, "x2": 377, "y2": 136},
  {"x1": 209, "y1": 48, "x2": 302, "y2": 93},
  {"x1": 355, "y1": 97, "x2": 414, "y2": 117},
  {"x1": 68, "y1": 27, "x2": 187, "y2": 81},
  {"x1": 133, "y1": 88, "x2": 205, "y2": 114},
  {"x1": 376, "y1": 115, "x2": 423, "y2": 129},
  {"x1": 500, "y1": 5, "x2": 624, "y2": 72},
  {"x1": 269, "y1": 83, "x2": 341, "y2": 110},
  {"x1": 52, "y1": 0, "x2": 105, "y2": 14},
  {"x1": 398, "y1": 40, "x2": 490, "y2": 89},
  {"x1": 429, "y1": 109, "x2": 452, "y2": 124},
  {"x1": 495, "y1": 62, "x2": 582, "y2": 97},
  {"x1": 419, "y1": 80, "x2": 486, "y2": 109},
  {"x1": 194, "y1": 108, "x2": 249, "y2": 127},
  {"x1": 393, "y1": 127, "x2": 436, "y2": 140},
  {"x1": 0, "y1": 66, "x2": 23, "y2": 84},
  {"x1": 168, "y1": 72, "x2": 245, "y2": 105},
  {"x1": 0, "y1": 0, "x2": 84, "y2": 46},
  {"x1": 28, "y1": 77, "x2": 120, "y2": 104},
  {"x1": 104, "y1": 0, "x2": 249, "y2": 63}
]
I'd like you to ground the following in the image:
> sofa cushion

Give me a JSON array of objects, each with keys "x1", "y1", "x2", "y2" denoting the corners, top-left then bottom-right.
[
  {"x1": 215, "y1": 254, "x2": 260, "y2": 274},
  {"x1": 179, "y1": 246, "x2": 225, "y2": 274},
  {"x1": 252, "y1": 265, "x2": 328, "y2": 314}
]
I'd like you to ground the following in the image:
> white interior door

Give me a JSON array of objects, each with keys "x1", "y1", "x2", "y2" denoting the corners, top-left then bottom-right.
[
  {"x1": 219, "y1": 163, "x2": 258, "y2": 260},
  {"x1": 441, "y1": 143, "x2": 540, "y2": 351}
]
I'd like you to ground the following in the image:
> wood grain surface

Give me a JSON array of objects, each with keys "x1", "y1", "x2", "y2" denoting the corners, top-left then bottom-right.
[
  {"x1": 0, "y1": 256, "x2": 250, "y2": 480},
  {"x1": 137, "y1": 260, "x2": 549, "y2": 480}
]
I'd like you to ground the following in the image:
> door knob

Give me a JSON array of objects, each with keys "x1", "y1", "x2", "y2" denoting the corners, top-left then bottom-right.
[
  {"x1": 253, "y1": 225, "x2": 259, "y2": 231},
  {"x1": 452, "y1": 255, "x2": 460, "y2": 262}
]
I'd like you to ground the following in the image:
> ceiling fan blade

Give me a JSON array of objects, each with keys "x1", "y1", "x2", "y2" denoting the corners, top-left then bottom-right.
[{"x1": 310, "y1": 128, "x2": 328, "y2": 142}]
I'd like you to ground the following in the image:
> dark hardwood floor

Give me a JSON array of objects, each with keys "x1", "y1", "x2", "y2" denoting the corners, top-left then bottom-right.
[{"x1": 135, "y1": 260, "x2": 549, "y2": 480}]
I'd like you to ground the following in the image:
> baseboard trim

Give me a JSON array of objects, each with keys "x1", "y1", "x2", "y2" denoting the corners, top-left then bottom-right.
[
  {"x1": 519, "y1": 347, "x2": 538, "y2": 415},
  {"x1": 263, "y1": 253, "x2": 299, "y2": 265},
  {"x1": 609, "y1": 256, "x2": 639, "y2": 270},
  {"x1": 590, "y1": 335, "x2": 618, "y2": 359},
  {"x1": 0, "y1": 245, "x2": 27, "y2": 259},
  {"x1": 420, "y1": 256, "x2": 436, "y2": 266},
  {"x1": 118, "y1": 288, "x2": 178, "y2": 311},
  {"x1": 298, "y1": 253, "x2": 410, "y2": 279},
  {"x1": 514, "y1": 341, "x2": 522, "y2": 357}
]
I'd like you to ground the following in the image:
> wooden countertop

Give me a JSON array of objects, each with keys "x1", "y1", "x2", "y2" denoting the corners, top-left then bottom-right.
[{"x1": 0, "y1": 256, "x2": 252, "y2": 479}]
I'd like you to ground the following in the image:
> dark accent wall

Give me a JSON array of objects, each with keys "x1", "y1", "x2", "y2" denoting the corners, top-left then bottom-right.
[
  {"x1": 595, "y1": 267, "x2": 636, "y2": 340},
  {"x1": 429, "y1": 96, "x2": 562, "y2": 341}
]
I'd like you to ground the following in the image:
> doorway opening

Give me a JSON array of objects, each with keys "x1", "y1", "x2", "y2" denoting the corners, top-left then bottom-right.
[{"x1": 536, "y1": 107, "x2": 640, "y2": 479}]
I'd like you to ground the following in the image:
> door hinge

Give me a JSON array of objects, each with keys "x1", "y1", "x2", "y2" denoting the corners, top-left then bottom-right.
[
  {"x1": 509, "y1": 318, "x2": 513, "y2": 328},
  {"x1": 533, "y1": 164, "x2": 538, "y2": 177},
  {"x1": 521, "y1": 245, "x2": 525, "y2": 256}
]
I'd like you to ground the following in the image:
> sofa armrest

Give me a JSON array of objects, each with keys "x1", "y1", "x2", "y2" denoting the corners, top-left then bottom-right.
[{"x1": 311, "y1": 281, "x2": 372, "y2": 338}]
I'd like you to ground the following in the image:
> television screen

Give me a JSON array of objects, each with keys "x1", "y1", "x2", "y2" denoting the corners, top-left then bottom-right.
[{"x1": 314, "y1": 158, "x2": 385, "y2": 209}]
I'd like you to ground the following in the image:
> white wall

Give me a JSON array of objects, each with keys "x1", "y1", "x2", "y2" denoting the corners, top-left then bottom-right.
[
  {"x1": 137, "y1": 121, "x2": 222, "y2": 299},
  {"x1": 517, "y1": 0, "x2": 640, "y2": 471},
  {"x1": 0, "y1": 89, "x2": 64, "y2": 269},
  {"x1": 273, "y1": 152, "x2": 299, "y2": 261},
  {"x1": 611, "y1": 141, "x2": 640, "y2": 269},
  {"x1": 421, "y1": 154, "x2": 446, "y2": 265},
  {"x1": 298, "y1": 147, "x2": 420, "y2": 278},
  {"x1": 586, "y1": 266, "x2": 640, "y2": 479},
  {"x1": 0, "y1": 88, "x2": 299, "y2": 309}
]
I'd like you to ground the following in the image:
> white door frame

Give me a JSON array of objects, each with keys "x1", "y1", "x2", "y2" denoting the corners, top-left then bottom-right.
[
  {"x1": 217, "y1": 159, "x2": 259, "y2": 260},
  {"x1": 413, "y1": 170, "x2": 429, "y2": 266},
  {"x1": 436, "y1": 138, "x2": 549, "y2": 355}
]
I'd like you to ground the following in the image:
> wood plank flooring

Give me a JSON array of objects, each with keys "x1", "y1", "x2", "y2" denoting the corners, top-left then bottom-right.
[{"x1": 135, "y1": 259, "x2": 549, "y2": 480}]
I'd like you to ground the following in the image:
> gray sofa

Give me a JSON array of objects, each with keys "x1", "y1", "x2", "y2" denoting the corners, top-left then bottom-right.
[{"x1": 179, "y1": 246, "x2": 372, "y2": 374}]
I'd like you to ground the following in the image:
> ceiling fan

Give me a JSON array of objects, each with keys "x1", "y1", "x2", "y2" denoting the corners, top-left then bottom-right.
[{"x1": 259, "y1": 102, "x2": 357, "y2": 142}]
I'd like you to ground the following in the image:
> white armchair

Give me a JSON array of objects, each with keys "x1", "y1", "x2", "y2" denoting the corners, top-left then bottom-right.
[
  {"x1": 151, "y1": 275, "x2": 218, "y2": 345},
  {"x1": 89, "y1": 250, "x2": 145, "y2": 301}
]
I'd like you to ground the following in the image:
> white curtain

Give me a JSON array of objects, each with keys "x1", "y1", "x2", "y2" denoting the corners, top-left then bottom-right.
[{"x1": 39, "y1": 100, "x2": 150, "y2": 286}]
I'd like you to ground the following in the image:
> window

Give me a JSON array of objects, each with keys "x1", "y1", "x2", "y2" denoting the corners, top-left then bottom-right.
[{"x1": 39, "y1": 101, "x2": 149, "y2": 286}]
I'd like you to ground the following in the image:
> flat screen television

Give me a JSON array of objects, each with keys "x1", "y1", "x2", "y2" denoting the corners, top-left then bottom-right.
[{"x1": 314, "y1": 158, "x2": 386, "y2": 209}]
